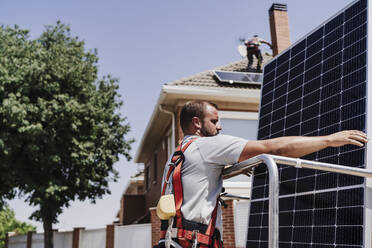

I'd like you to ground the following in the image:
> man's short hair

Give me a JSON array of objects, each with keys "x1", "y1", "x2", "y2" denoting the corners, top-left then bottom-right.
[{"x1": 180, "y1": 101, "x2": 218, "y2": 132}]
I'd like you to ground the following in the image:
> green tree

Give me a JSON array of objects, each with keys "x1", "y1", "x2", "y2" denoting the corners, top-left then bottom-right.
[
  {"x1": 0, "y1": 206, "x2": 36, "y2": 248},
  {"x1": 0, "y1": 22, "x2": 133, "y2": 248}
]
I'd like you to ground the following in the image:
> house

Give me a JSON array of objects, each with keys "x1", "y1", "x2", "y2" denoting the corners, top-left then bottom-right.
[{"x1": 117, "y1": 3, "x2": 291, "y2": 248}]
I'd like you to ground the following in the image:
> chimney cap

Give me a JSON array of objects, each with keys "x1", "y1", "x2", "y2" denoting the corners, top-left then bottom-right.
[{"x1": 269, "y1": 3, "x2": 287, "y2": 12}]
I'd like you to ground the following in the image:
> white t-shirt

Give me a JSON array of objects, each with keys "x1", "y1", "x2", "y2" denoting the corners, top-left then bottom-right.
[{"x1": 162, "y1": 134, "x2": 247, "y2": 233}]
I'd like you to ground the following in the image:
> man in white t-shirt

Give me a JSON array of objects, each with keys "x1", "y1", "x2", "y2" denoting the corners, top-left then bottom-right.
[{"x1": 157, "y1": 100, "x2": 367, "y2": 248}]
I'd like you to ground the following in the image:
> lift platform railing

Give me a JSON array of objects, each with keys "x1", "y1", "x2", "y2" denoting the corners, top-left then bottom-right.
[{"x1": 222, "y1": 154, "x2": 372, "y2": 248}]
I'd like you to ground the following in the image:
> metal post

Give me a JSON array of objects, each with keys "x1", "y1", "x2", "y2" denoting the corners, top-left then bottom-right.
[{"x1": 256, "y1": 155, "x2": 279, "y2": 248}]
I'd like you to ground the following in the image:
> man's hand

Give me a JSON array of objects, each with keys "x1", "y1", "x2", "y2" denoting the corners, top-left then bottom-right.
[{"x1": 327, "y1": 130, "x2": 368, "y2": 147}]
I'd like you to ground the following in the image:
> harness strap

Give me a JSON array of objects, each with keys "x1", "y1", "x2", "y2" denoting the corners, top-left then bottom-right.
[
  {"x1": 177, "y1": 229, "x2": 213, "y2": 245},
  {"x1": 161, "y1": 138, "x2": 196, "y2": 196},
  {"x1": 160, "y1": 228, "x2": 216, "y2": 246},
  {"x1": 205, "y1": 200, "x2": 218, "y2": 237}
]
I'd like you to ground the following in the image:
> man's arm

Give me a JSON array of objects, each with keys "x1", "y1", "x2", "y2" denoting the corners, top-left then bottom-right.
[
  {"x1": 238, "y1": 130, "x2": 368, "y2": 162},
  {"x1": 261, "y1": 40, "x2": 273, "y2": 49}
]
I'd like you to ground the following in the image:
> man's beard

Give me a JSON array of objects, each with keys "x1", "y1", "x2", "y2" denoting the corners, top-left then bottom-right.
[{"x1": 200, "y1": 123, "x2": 219, "y2": 137}]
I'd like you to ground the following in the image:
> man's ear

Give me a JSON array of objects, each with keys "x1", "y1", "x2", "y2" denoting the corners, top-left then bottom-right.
[{"x1": 191, "y1": 117, "x2": 202, "y2": 130}]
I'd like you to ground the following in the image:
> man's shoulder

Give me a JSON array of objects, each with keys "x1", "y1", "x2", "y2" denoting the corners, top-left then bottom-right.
[{"x1": 196, "y1": 134, "x2": 246, "y2": 144}]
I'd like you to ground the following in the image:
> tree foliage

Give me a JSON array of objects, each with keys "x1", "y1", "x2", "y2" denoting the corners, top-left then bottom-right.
[
  {"x1": 0, "y1": 22, "x2": 133, "y2": 247},
  {"x1": 0, "y1": 206, "x2": 36, "y2": 248}
]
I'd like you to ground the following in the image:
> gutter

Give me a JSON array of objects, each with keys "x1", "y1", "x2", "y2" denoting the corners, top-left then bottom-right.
[
  {"x1": 162, "y1": 85, "x2": 260, "y2": 103},
  {"x1": 158, "y1": 104, "x2": 175, "y2": 154}
]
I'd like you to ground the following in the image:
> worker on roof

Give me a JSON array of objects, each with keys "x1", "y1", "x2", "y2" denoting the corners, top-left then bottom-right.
[
  {"x1": 244, "y1": 35, "x2": 272, "y2": 72},
  {"x1": 156, "y1": 100, "x2": 368, "y2": 248}
]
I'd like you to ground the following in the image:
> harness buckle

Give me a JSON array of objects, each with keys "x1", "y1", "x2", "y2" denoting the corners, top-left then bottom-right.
[{"x1": 191, "y1": 230, "x2": 199, "y2": 248}]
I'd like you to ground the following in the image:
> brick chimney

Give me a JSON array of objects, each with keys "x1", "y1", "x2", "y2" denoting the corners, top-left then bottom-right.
[{"x1": 269, "y1": 3, "x2": 291, "y2": 56}]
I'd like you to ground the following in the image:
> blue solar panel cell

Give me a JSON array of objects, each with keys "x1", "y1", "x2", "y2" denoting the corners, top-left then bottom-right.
[
  {"x1": 323, "y1": 52, "x2": 342, "y2": 72},
  {"x1": 305, "y1": 51, "x2": 322, "y2": 70},
  {"x1": 336, "y1": 226, "x2": 363, "y2": 245},
  {"x1": 263, "y1": 70, "x2": 275, "y2": 84},
  {"x1": 322, "y1": 65, "x2": 342, "y2": 84},
  {"x1": 277, "y1": 50, "x2": 291, "y2": 66},
  {"x1": 306, "y1": 39, "x2": 323, "y2": 58},
  {"x1": 321, "y1": 80, "x2": 341, "y2": 99},
  {"x1": 291, "y1": 40, "x2": 306, "y2": 57},
  {"x1": 314, "y1": 208, "x2": 336, "y2": 225},
  {"x1": 314, "y1": 191, "x2": 337, "y2": 209},
  {"x1": 325, "y1": 25, "x2": 344, "y2": 47},
  {"x1": 296, "y1": 177, "x2": 316, "y2": 193},
  {"x1": 343, "y1": 37, "x2": 366, "y2": 60},
  {"x1": 287, "y1": 87, "x2": 302, "y2": 104},
  {"x1": 250, "y1": 201, "x2": 264, "y2": 214},
  {"x1": 307, "y1": 27, "x2": 324, "y2": 46},
  {"x1": 337, "y1": 206, "x2": 363, "y2": 225},
  {"x1": 315, "y1": 173, "x2": 338, "y2": 190},
  {"x1": 279, "y1": 212, "x2": 293, "y2": 226},
  {"x1": 339, "y1": 149, "x2": 365, "y2": 167},
  {"x1": 338, "y1": 174, "x2": 364, "y2": 186},
  {"x1": 279, "y1": 197, "x2": 295, "y2": 211},
  {"x1": 323, "y1": 39, "x2": 343, "y2": 58},
  {"x1": 325, "y1": 13, "x2": 344, "y2": 34},
  {"x1": 278, "y1": 227, "x2": 292, "y2": 242},
  {"x1": 264, "y1": 60, "x2": 276, "y2": 74},
  {"x1": 276, "y1": 62, "x2": 289, "y2": 77},
  {"x1": 290, "y1": 50, "x2": 305, "y2": 68},
  {"x1": 249, "y1": 214, "x2": 262, "y2": 227},
  {"x1": 293, "y1": 227, "x2": 312, "y2": 243},
  {"x1": 279, "y1": 180, "x2": 296, "y2": 196},
  {"x1": 343, "y1": 52, "x2": 366, "y2": 75},
  {"x1": 343, "y1": 67, "x2": 366, "y2": 89},
  {"x1": 313, "y1": 226, "x2": 336, "y2": 244},
  {"x1": 344, "y1": 10, "x2": 366, "y2": 34}
]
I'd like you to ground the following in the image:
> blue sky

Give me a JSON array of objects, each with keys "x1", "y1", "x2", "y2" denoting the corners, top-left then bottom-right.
[{"x1": 0, "y1": 0, "x2": 353, "y2": 231}]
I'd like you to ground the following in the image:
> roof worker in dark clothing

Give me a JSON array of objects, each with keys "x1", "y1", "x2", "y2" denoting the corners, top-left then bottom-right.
[
  {"x1": 244, "y1": 35, "x2": 272, "y2": 71},
  {"x1": 156, "y1": 100, "x2": 368, "y2": 248}
]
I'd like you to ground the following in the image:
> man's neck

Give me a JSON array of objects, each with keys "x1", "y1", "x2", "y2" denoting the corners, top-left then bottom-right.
[{"x1": 183, "y1": 131, "x2": 202, "y2": 137}]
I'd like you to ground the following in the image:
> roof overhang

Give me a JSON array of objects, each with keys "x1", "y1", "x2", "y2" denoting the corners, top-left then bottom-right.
[{"x1": 134, "y1": 85, "x2": 261, "y2": 163}]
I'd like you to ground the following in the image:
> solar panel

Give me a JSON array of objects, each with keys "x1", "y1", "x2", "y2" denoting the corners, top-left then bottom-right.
[
  {"x1": 247, "y1": 0, "x2": 370, "y2": 247},
  {"x1": 214, "y1": 71, "x2": 263, "y2": 85}
]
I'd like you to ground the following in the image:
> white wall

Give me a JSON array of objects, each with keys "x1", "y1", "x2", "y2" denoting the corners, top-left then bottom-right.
[
  {"x1": 114, "y1": 224, "x2": 151, "y2": 248},
  {"x1": 54, "y1": 231, "x2": 73, "y2": 248},
  {"x1": 8, "y1": 234, "x2": 27, "y2": 248},
  {"x1": 31, "y1": 233, "x2": 43, "y2": 248},
  {"x1": 79, "y1": 228, "x2": 106, "y2": 248}
]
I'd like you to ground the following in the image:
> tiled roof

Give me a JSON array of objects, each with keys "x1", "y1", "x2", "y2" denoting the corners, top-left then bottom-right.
[{"x1": 165, "y1": 54, "x2": 272, "y2": 90}]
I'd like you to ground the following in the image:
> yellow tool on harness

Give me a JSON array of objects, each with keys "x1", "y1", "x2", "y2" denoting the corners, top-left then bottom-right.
[{"x1": 156, "y1": 194, "x2": 176, "y2": 220}]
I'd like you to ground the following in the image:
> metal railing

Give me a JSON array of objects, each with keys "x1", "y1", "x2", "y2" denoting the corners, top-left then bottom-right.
[{"x1": 222, "y1": 154, "x2": 372, "y2": 248}]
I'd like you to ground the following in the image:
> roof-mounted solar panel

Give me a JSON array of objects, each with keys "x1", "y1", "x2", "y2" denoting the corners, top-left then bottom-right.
[{"x1": 214, "y1": 71, "x2": 263, "y2": 85}]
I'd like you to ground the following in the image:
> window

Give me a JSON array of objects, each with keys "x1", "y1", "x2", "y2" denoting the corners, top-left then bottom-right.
[
  {"x1": 219, "y1": 111, "x2": 258, "y2": 140},
  {"x1": 219, "y1": 111, "x2": 258, "y2": 183}
]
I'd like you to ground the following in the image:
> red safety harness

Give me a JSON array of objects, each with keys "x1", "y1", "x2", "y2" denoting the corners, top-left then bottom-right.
[{"x1": 159, "y1": 138, "x2": 223, "y2": 248}]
